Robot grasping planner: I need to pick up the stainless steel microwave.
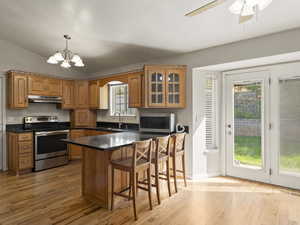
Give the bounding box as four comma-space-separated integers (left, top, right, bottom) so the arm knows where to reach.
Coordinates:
139, 113, 175, 133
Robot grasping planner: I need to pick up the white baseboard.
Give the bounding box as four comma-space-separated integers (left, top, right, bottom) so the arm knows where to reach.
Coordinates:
188, 172, 221, 181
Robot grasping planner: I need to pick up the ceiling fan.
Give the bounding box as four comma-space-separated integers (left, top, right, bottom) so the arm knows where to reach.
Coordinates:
185, 0, 273, 24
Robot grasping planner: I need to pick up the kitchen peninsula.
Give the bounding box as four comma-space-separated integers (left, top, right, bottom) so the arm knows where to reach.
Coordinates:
63, 131, 164, 209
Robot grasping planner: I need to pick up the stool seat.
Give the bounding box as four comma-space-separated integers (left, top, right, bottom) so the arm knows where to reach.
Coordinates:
111, 158, 149, 171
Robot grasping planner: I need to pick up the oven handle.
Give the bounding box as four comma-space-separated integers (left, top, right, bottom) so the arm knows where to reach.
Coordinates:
35, 130, 70, 136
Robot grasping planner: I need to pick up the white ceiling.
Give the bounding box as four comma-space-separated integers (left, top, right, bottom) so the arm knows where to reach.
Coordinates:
0, 0, 300, 73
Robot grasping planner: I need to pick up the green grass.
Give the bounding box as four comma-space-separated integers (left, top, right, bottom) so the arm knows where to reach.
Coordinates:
235, 136, 300, 173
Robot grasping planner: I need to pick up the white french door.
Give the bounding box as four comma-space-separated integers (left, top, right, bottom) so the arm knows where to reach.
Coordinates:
225, 71, 271, 183
270, 75, 300, 189
225, 69, 300, 189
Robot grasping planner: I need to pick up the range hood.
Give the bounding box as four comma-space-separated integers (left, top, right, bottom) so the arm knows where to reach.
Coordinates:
28, 95, 62, 104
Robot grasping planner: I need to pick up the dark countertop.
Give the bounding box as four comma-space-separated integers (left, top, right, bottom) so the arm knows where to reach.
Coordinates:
6, 122, 139, 133
62, 131, 165, 151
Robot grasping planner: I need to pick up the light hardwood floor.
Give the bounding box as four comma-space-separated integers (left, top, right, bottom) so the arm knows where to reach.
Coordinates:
0, 161, 299, 225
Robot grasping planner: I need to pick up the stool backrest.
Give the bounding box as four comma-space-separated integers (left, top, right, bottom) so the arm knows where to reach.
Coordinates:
154, 135, 170, 161
172, 133, 186, 153
132, 139, 152, 167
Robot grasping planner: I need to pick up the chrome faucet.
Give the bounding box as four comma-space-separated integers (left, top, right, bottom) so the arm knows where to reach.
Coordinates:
114, 112, 123, 129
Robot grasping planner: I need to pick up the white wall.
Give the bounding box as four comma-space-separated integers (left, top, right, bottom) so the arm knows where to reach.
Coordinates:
91, 28, 300, 179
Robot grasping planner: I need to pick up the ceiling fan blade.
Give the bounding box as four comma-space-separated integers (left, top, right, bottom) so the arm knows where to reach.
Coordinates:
185, 0, 226, 17
239, 14, 254, 23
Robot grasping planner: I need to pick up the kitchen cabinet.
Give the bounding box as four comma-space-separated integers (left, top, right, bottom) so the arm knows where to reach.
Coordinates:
7, 132, 33, 175
89, 80, 109, 110
165, 68, 186, 108
61, 80, 75, 109
143, 65, 186, 108
47, 78, 62, 96
69, 130, 85, 160
28, 74, 46, 96
128, 72, 142, 108
70, 109, 96, 127
89, 80, 99, 109
7, 71, 28, 109
28, 74, 62, 97
74, 80, 89, 108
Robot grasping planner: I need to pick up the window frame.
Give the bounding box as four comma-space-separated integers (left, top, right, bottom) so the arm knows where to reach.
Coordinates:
109, 83, 136, 117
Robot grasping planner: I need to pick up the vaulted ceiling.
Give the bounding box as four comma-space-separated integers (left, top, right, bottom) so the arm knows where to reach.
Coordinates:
0, 0, 300, 74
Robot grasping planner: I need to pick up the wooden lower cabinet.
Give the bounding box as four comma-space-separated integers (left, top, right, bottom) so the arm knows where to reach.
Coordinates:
7, 132, 33, 175
69, 130, 85, 160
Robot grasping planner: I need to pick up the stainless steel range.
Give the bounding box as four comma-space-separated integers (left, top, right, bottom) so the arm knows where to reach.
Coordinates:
24, 116, 69, 171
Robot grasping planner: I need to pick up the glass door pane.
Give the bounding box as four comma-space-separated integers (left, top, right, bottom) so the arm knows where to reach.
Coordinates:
279, 79, 300, 175
233, 81, 263, 169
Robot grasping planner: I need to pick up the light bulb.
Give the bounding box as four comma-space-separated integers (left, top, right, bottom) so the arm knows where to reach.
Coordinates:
61, 60, 71, 68
47, 56, 58, 64
71, 54, 81, 63
74, 60, 84, 67
54, 51, 64, 61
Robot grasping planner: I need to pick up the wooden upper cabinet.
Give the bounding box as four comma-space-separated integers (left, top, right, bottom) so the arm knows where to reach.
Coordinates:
146, 67, 166, 108
89, 80, 99, 109
62, 80, 75, 109
128, 72, 142, 108
28, 74, 62, 96
165, 69, 186, 108
74, 80, 89, 109
7, 72, 28, 109
144, 65, 186, 108
28, 74, 46, 96
47, 78, 62, 96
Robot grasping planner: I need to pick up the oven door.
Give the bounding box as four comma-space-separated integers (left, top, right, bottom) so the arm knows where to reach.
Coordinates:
35, 130, 69, 160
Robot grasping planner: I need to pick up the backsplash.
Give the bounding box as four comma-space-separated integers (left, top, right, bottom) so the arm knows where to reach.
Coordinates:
96, 108, 183, 125
96, 109, 140, 124
6, 103, 70, 124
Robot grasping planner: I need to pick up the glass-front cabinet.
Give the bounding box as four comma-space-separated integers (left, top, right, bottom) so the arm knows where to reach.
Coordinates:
145, 65, 186, 108
148, 69, 166, 107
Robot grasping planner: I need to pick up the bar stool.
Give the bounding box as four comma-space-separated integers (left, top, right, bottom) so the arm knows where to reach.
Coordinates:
170, 133, 187, 193
110, 139, 153, 221
151, 135, 172, 205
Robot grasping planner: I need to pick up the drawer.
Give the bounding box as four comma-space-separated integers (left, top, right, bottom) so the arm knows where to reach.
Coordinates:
19, 141, 33, 154
18, 133, 33, 141
19, 153, 33, 170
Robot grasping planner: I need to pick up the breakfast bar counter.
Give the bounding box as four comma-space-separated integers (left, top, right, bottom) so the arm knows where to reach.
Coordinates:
62, 132, 164, 209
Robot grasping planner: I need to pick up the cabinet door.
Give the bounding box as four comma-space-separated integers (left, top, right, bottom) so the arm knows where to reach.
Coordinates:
47, 78, 62, 96
147, 69, 166, 107
89, 80, 99, 109
166, 69, 186, 108
71, 109, 96, 127
8, 73, 28, 109
69, 130, 85, 160
28, 75, 47, 95
128, 73, 142, 108
62, 80, 75, 109
75, 81, 89, 108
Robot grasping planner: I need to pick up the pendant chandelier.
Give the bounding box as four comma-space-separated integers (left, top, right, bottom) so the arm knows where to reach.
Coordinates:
47, 35, 84, 68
